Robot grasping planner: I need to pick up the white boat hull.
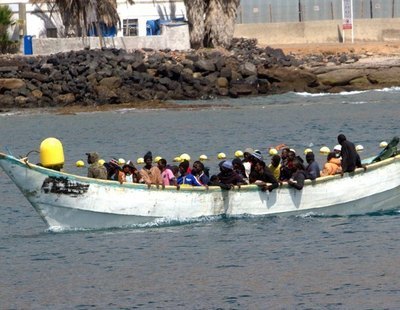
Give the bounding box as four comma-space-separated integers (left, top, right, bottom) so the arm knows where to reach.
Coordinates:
1, 152, 400, 230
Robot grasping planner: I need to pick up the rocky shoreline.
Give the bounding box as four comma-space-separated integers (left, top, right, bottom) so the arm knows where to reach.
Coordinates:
1, 38, 400, 112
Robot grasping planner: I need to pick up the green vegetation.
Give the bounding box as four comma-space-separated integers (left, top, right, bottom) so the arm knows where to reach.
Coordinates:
0, 5, 18, 54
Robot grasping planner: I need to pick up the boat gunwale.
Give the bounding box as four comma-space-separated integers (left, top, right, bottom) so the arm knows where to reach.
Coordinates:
1, 152, 399, 192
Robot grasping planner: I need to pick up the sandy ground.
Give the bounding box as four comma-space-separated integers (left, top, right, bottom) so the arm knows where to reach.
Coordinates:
269, 41, 400, 57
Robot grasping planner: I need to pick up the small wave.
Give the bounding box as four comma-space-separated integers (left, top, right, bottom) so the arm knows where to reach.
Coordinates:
344, 101, 367, 105
296, 90, 368, 97
46, 215, 225, 233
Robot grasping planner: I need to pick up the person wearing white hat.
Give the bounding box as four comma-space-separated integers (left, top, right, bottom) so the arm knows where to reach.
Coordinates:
333, 144, 342, 159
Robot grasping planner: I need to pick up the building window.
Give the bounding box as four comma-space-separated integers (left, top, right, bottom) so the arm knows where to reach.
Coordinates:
46, 28, 57, 38
123, 19, 138, 36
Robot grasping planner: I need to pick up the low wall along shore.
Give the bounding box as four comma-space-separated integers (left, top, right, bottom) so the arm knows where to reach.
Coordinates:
29, 24, 190, 55
234, 18, 400, 44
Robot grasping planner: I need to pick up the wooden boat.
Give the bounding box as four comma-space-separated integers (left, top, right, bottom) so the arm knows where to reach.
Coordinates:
1, 151, 400, 230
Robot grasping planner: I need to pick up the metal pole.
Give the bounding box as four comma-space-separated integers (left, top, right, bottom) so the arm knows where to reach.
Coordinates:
370, 0, 373, 18
331, 1, 334, 19
298, 0, 302, 22
361, 0, 364, 18
392, 0, 395, 18
269, 4, 272, 23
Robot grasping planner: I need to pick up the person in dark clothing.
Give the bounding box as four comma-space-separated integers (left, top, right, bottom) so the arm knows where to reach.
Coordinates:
249, 160, 279, 192
287, 159, 308, 190
232, 158, 248, 182
305, 152, 320, 180
280, 150, 297, 181
217, 160, 245, 187
337, 134, 364, 173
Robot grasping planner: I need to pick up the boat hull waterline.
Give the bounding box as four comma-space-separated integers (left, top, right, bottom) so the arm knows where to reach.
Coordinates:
1, 152, 400, 230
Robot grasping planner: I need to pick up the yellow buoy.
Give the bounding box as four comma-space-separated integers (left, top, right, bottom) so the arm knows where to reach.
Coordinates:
199, 154, 208, 161
304, 148, 313, 155
154, 156, 162, 163
118, 158, 126, 165
76, 160, 85, 167
180, 153, 191, 161
173, 156, 182, 163
98, 159, 105, 165
380, 141, 388, 148
217, 152, 226, 159
356, 144, 364, 152
234, 150, 244, 158
40, 137, 65, 168
319, 146, 330, 155
269, 148, 278, 156
137, 157, 144, 164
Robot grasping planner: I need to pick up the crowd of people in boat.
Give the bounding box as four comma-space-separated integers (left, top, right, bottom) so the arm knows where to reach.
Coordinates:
84, 134, 396, 191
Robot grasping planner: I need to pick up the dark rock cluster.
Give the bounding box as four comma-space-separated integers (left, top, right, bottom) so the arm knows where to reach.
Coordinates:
0, 38, 400, 109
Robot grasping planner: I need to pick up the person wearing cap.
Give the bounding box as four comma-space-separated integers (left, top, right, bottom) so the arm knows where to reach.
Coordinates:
337, 134, 364, 174
86, 152, 107, 180
249, 160, 279, 192
140, 151, 163, 187
104, 158, 121, 181
321, 152, 342, 177
217, 160, 245, 188
305, 152, 320, 180
333, 144, 342, 158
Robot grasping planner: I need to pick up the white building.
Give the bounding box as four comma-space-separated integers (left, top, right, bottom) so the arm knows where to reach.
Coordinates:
0, 0, 186, 40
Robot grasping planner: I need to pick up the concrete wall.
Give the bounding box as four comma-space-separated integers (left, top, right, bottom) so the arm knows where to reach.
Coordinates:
234, 18, 400, 44
30, 24, 190, 55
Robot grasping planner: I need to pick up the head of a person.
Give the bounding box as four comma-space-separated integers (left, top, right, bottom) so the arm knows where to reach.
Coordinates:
243, 148, 254, 160
192, 160, 204, 175
179, 160, 190, 175
86, 152, 99, 164
281, 148, 290, 159
158, 158, 167, 170
232, 158, 244, 170
333, 144, 342, 153
327, 152, 336, 161
220, 160, 233, 172
305, 152, 315, 164
171, 165, 179, 177
144, 151, 153, 166
287, 150, 296, 161
250, 152, 263, 164
337, 134, 347, 145
254, 160, 266, 172
122, 164, 131, 174
292, 159, 303, 171
109, 158, 120, 172
271, 154, 281, 167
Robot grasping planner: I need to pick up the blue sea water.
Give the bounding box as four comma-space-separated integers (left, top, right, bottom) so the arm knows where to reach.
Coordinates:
1, 89, 400, 309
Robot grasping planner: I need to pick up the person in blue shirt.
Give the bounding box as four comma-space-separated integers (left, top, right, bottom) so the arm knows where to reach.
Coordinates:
177, 160, 202, 186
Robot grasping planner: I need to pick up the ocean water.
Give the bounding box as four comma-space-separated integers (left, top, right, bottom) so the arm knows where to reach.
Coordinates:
1, 89, 400, 309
